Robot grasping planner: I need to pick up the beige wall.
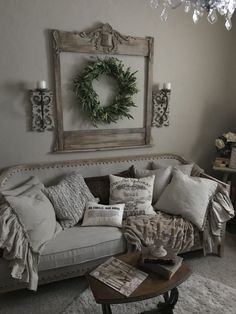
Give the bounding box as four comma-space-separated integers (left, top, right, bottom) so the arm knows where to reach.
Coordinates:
0, 0, 235, 171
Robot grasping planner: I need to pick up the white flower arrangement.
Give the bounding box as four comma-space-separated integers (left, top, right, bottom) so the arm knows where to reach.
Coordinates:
215, 132, 236, 157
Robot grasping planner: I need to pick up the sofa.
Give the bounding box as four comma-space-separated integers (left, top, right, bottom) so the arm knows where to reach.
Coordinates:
0, 153, 230, 293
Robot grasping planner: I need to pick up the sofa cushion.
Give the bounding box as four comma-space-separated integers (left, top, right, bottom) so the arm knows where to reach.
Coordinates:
44, 172, 97, 229
152, 161, 194, 176
82, 202, 125, 227
109, 174, 156, 218
1, 177, 58, 252
38, 225, 126, 271
84, 166, 135, 205
134, 167, 172, 204
155, 170, 218, 230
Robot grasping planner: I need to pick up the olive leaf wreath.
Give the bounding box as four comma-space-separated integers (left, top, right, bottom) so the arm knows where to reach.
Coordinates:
73, 57, 138, 127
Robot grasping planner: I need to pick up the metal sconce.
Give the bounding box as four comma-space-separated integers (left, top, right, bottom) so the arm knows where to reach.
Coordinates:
30, 81, 54, 132
152, 82, 171, 128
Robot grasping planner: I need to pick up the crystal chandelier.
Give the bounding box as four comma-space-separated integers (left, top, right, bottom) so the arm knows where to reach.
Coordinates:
148, 0, 236, 30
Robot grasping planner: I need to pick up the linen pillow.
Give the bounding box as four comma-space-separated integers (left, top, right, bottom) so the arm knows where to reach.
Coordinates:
82, 202, 125, 227
84, 166, 135, 205
109, 174, 156, 218
154, 170, 218, 230
134, 167, 172, 204
152, 161, 193, 176
1, 177, 57, 252
44, 172, 97, 229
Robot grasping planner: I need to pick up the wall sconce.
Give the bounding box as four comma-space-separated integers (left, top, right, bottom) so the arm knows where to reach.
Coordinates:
152, 82, 171, 128
30, 81, 54, 132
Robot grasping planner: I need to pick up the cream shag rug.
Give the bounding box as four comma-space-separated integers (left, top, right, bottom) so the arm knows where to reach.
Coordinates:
62, 273, 236, 314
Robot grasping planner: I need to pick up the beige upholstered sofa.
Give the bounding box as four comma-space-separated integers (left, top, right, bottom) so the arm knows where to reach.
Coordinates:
0, 153, 228, 293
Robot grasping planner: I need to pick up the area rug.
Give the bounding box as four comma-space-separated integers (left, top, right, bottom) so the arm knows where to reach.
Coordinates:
62, 273, 236, 314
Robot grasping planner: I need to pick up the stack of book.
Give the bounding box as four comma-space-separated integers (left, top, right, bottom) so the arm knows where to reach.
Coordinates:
139, 247, 183, 280
214, 157, 230, 168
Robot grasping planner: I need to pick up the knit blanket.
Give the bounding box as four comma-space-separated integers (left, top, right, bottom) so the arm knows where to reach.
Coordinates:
123, 211, 195, 253
123, 184, 235, 254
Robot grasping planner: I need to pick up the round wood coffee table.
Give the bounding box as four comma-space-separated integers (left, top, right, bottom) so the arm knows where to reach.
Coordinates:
87, 252, 191, 314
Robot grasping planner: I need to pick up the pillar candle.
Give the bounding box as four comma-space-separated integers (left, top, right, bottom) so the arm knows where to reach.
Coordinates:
37, 80, 47, 89
163, 82, 171, 90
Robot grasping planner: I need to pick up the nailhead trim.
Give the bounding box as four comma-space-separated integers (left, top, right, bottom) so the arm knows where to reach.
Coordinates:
0, 153, 187, 188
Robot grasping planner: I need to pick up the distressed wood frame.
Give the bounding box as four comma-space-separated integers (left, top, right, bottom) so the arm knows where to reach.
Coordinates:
51, 23, 154, 152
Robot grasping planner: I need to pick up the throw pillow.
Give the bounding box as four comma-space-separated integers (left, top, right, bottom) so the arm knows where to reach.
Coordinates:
109, 174, 156, 218
44, 172, 97, 229
1, 177, 57, 252
154, 170, 218, 230
134, 167, 172, 204
82, 202, 125, 227
152, 161, 194, 176
84, 166, 135, 205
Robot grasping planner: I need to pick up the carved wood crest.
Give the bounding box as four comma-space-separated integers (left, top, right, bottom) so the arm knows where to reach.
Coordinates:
79, 23, 134, 53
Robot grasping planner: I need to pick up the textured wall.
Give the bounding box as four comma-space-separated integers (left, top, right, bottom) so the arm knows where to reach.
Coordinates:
0, 0, 235, 171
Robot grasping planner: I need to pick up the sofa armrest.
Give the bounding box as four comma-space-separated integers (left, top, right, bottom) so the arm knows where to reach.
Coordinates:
200, 172, 229, 189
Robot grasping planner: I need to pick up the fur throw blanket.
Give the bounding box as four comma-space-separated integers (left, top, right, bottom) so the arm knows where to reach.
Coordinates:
123, 184, 235, 255
123, 211, 195, 253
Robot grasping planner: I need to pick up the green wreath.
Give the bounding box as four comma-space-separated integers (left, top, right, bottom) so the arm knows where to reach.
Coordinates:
73, 57, 138, 127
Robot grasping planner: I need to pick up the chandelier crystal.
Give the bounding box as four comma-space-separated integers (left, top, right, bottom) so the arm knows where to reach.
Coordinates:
148, 0, 236, 30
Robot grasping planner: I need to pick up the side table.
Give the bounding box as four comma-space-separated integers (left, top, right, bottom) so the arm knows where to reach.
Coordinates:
213, 165, 236, 183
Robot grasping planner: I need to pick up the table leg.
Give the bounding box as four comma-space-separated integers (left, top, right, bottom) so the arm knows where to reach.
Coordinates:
141, 287, 179, 314
102, 304, 112, 314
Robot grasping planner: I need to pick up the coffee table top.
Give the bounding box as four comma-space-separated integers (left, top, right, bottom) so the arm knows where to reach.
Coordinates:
87, 252, 191, 305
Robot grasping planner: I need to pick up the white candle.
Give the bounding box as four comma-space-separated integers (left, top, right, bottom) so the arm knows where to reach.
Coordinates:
37, 80, 47, 89
163, 82, 171, 90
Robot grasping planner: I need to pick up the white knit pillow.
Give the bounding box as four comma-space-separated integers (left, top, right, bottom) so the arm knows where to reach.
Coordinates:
109, 175, 156, 218
82, 202, 125, 227
45, 172, 97, 229
155, 170, 218, 230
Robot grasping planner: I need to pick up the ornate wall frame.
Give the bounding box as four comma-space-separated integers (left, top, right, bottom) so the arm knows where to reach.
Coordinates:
51, 23, 154, 152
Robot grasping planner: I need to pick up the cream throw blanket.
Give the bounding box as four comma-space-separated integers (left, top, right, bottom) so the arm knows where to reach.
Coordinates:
203, 184, 235, 254
0, 177, 59, 291
0, 201, 39, 290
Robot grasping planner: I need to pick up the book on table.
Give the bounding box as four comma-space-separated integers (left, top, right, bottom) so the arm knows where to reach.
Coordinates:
139, 255, 183, 280
90, 257, 148, 297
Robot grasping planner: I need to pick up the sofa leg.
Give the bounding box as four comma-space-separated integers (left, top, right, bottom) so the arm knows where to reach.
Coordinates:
218, 244, 224, 257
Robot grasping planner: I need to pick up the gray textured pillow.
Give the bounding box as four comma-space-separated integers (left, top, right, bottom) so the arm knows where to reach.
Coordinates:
109, 174, 156, 218
134, 167, 172, 204
1, 177, 57, 252
154, 170, 218, 230
152, 161, 193, 176
45, 172, 97, 229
